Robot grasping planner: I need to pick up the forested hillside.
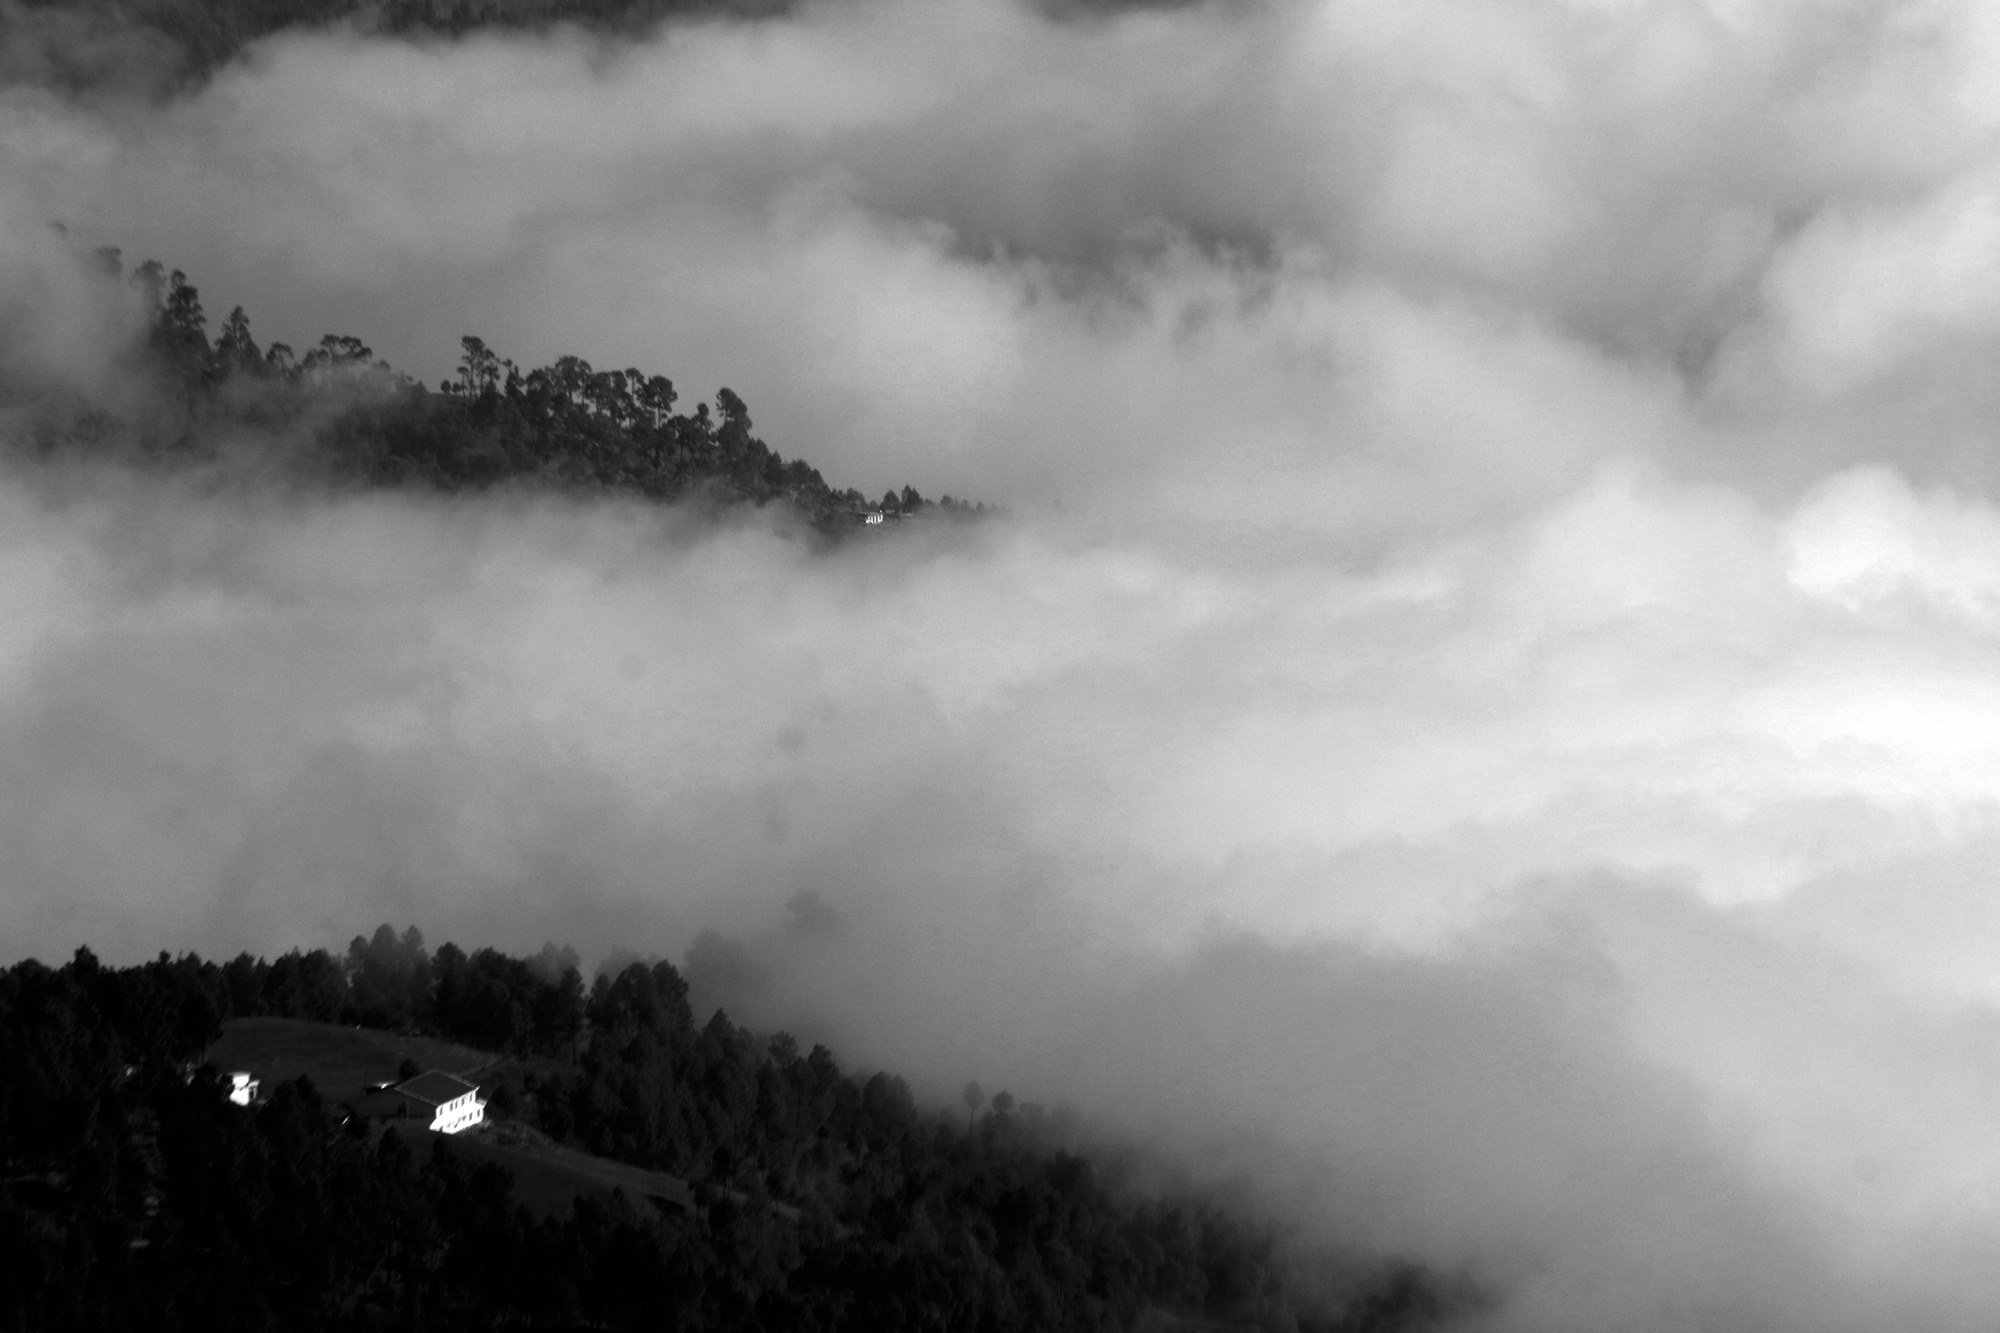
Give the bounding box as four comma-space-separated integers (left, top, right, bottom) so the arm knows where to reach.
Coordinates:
17, 251, 980, 533
0, 927, 1470, 1331
8, 0, 1183, 90
7, 0, 789, 88
5, 0, 1176, 94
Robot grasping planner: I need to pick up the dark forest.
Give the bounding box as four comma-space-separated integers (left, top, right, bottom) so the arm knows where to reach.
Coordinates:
0, 928, 1467, 1331
18, 250, 979, 534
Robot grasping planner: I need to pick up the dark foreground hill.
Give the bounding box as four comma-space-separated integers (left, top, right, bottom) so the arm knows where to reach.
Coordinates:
0, 929, 1473, 1331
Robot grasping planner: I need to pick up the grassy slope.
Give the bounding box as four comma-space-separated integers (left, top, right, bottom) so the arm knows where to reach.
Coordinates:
205, 1015, 498, 1096
204, 1016, 695, 1217
408, 1121, 697, 1217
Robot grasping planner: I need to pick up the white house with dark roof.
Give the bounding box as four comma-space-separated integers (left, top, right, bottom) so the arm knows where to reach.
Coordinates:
357, 1070, 486, 1134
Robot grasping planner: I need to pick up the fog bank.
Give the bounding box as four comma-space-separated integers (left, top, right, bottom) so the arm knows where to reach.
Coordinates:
10, 0, 2000, 1327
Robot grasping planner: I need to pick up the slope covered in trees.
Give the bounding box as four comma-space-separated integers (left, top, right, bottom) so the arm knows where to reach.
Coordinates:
0, 925, 1473, 1331
17, 252, 979, 533
5, 0, 1184, 91
5, 0, 790, 89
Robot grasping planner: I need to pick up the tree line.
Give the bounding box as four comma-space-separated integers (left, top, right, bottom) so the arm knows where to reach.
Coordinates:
23, 250, 984, 533
9, 0, 796, 89
10, 0, 1181, 93
0, 926, 1471, 1331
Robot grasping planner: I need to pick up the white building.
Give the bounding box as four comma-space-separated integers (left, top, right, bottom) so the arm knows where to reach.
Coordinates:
358, 1070, 486, 1134
227, 1071, 259, 1106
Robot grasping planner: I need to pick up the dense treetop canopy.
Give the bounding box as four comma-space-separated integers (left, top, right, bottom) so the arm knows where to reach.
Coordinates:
20, 249, 987, 534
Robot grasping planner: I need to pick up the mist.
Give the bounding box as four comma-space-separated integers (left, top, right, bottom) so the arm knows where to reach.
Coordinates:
9, 0, 2000, 1327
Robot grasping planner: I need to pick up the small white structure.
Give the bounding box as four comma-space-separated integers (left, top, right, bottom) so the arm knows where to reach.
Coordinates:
359, 1070, 486, 1134
863, 511, 886, 526
227, 1071, 259, 1107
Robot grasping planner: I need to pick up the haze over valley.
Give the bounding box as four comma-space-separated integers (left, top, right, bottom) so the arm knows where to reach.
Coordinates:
9, 0, 2000, 1328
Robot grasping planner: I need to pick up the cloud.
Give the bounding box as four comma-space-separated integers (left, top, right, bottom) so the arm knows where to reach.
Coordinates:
11, 0, 2000, 1328
6, 448, 2000, 1328
0, 0, 1955, 497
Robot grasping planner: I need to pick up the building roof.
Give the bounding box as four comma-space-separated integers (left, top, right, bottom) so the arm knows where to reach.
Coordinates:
394, 1070, 479, 1107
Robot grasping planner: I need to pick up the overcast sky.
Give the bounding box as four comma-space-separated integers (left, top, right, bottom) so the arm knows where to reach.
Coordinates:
10, 0, 2000, 1327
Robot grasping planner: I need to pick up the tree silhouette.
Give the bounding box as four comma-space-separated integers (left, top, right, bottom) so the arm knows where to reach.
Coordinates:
215, 306, 262, 376
456, 334, 503, 397
30, 254, 992, 535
